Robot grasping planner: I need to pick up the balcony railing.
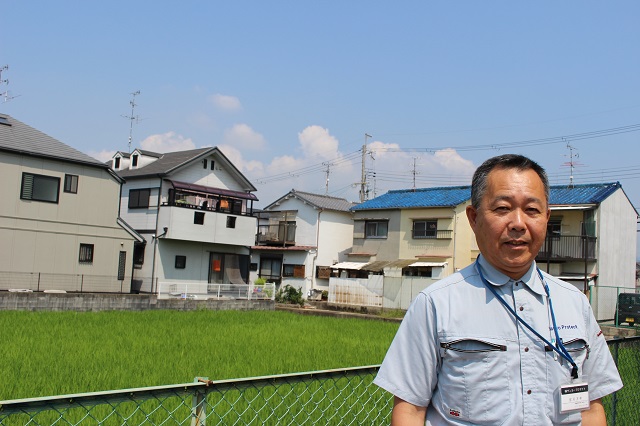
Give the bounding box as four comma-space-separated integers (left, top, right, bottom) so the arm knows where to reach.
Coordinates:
537, 235, 597, 262
256, 224, 297, 246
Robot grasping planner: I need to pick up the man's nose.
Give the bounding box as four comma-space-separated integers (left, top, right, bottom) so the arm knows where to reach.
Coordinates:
509, 209, 526, 230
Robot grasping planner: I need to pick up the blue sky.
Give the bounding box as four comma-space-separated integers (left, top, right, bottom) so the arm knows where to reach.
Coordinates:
2, 1, 640, 220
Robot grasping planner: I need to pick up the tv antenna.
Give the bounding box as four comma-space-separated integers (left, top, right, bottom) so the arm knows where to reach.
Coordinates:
122, 90, 141, 153
562, 140, 583, 188
0, 65, 19, 103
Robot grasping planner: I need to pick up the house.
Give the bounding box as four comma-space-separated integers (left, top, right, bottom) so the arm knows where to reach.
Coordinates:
537, 182, 637, 320
338, 186, 474, 308
0, 113, 142, 292
250, 190, 356, 297
112, 147, 258, 296
337, 183, 637, 316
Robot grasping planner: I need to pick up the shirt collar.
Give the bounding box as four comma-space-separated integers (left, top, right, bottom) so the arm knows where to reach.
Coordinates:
476, 255, 546, 296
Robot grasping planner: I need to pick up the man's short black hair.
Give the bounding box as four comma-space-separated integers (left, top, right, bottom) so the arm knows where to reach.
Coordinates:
471, 154, 549, 208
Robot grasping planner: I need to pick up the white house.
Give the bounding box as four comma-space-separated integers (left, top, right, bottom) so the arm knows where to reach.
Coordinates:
251, 190, 356, 297
0, 113, 142, 292
112, 147, 259, 296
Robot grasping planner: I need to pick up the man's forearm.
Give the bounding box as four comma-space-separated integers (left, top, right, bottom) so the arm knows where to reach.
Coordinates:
391, 396, 427, 425
581, 399, 606, 426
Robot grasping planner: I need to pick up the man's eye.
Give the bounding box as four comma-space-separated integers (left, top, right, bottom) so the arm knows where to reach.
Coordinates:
494, 206, 510, 212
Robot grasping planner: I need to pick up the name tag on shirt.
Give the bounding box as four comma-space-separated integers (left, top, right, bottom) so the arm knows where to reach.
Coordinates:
559, 382, 590, 413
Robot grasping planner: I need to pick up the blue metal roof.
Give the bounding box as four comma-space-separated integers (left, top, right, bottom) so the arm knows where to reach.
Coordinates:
549, 182, 620, 205
351, 186, 471, 210
352, 182, 622, 211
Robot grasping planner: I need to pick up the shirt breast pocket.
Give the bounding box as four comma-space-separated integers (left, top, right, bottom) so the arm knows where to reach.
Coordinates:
438, 337, 511, 425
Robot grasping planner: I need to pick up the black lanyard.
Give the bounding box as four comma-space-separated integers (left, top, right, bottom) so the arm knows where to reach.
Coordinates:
475, 259, 579, 379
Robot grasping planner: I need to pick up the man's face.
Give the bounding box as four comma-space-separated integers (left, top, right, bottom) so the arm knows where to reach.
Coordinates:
466, 167, 550, 280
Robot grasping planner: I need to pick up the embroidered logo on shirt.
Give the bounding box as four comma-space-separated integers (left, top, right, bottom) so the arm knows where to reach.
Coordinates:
449, 408, 461, 417
597, 330, 603, 337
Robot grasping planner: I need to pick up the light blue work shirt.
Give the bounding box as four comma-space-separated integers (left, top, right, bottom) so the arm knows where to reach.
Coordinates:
374, 255, 623, 425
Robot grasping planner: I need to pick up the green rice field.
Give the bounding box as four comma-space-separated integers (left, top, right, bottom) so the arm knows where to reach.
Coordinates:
0, 310, 400, 400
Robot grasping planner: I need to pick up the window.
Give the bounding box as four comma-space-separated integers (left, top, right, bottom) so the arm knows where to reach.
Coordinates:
365, 220, 388, 238
283, 264, 305, 278
547, 219, 562, 240
203, 159, 208, 169
413, 220, 437, 239
79, 244, 94, 264
194, 211, 205, 225
175, 255, 186, 269
259, 256, 282, 283
64, 174, 79, 194
132, 154, 138, 167
21, 173, 60, 203
226, 216, 236, 228
316, 266, 332, 279
133, 243, 145, 266
128, 188, 150, 209
114, 157, 121, 169
210, 160, 215, 170
209, 253, 250, 284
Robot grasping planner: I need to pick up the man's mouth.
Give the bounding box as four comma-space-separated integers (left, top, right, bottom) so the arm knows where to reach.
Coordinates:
506, 240, 527, 246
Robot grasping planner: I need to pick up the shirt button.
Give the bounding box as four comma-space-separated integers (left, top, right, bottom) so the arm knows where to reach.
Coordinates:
515, 281, 519, 286
519, 306, 524, 311
525, 347, 529, 352
527, 390, 532, 395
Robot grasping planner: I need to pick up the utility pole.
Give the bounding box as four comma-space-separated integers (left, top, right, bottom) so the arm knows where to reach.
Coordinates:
359, 133, 372, 202
323, 161, 332, 195
411, 156, 420, 190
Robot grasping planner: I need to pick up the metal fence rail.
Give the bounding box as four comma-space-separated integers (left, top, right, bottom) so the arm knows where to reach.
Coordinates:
0, 339, 638, 425
0, 366, 391, 426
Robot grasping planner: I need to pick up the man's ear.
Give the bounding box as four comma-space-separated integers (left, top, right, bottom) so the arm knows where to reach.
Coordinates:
466, 205, 478, 231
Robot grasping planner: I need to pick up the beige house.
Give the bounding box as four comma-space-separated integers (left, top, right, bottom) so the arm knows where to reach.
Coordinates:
0, 114, 142, 292
336, 186, 474, 308
338, 183, 637, 315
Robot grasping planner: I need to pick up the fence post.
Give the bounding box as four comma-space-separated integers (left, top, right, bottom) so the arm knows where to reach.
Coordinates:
610, 339, 618, 425
37, 272, 41, 292
191, 378, 208, 426
81, 274, 84, 293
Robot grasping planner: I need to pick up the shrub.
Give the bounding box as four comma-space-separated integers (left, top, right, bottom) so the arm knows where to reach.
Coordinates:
275, 285, 304, 306
254, 277, 266, 285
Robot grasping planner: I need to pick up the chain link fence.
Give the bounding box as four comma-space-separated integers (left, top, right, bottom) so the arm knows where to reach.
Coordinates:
0, 338, 638, 425
603, 336, 640, 425
0, 366, 391, 425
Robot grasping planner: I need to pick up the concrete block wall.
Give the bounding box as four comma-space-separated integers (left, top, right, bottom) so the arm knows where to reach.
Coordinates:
0, 292, 274, 312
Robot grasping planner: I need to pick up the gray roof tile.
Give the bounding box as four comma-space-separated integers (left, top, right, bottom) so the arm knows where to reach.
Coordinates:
0, 114, 106, 167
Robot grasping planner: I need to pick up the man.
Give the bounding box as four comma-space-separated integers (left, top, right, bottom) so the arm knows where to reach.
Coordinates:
374, 154, 622, 425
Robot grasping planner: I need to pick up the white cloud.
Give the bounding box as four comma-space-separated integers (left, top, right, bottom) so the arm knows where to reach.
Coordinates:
89, 149, 117, 163
218, 144, 264, 174
298, 125, 340, 160
140, 132, 196, 153
223, 124, 266, 150
209, 93, 242, 111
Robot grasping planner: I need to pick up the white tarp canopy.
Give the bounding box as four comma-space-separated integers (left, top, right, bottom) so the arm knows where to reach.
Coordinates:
330, 262, 368, 270
408, 261, 448, 267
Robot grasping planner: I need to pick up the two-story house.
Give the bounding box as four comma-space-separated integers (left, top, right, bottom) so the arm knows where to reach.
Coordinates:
338, 186, 473, 308
112, 147, 258, 296
535, 182, 637, 320
0, 113, 142, 292
251, 190, 356, 297
340, 183, 637, 315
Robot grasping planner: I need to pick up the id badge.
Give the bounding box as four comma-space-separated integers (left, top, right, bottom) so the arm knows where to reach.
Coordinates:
558, 378, 590, 413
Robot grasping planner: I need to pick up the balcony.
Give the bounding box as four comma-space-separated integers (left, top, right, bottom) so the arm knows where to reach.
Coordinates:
157, 205, 257, 247
536, 235, 597, 262
256, 223, 297, 246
